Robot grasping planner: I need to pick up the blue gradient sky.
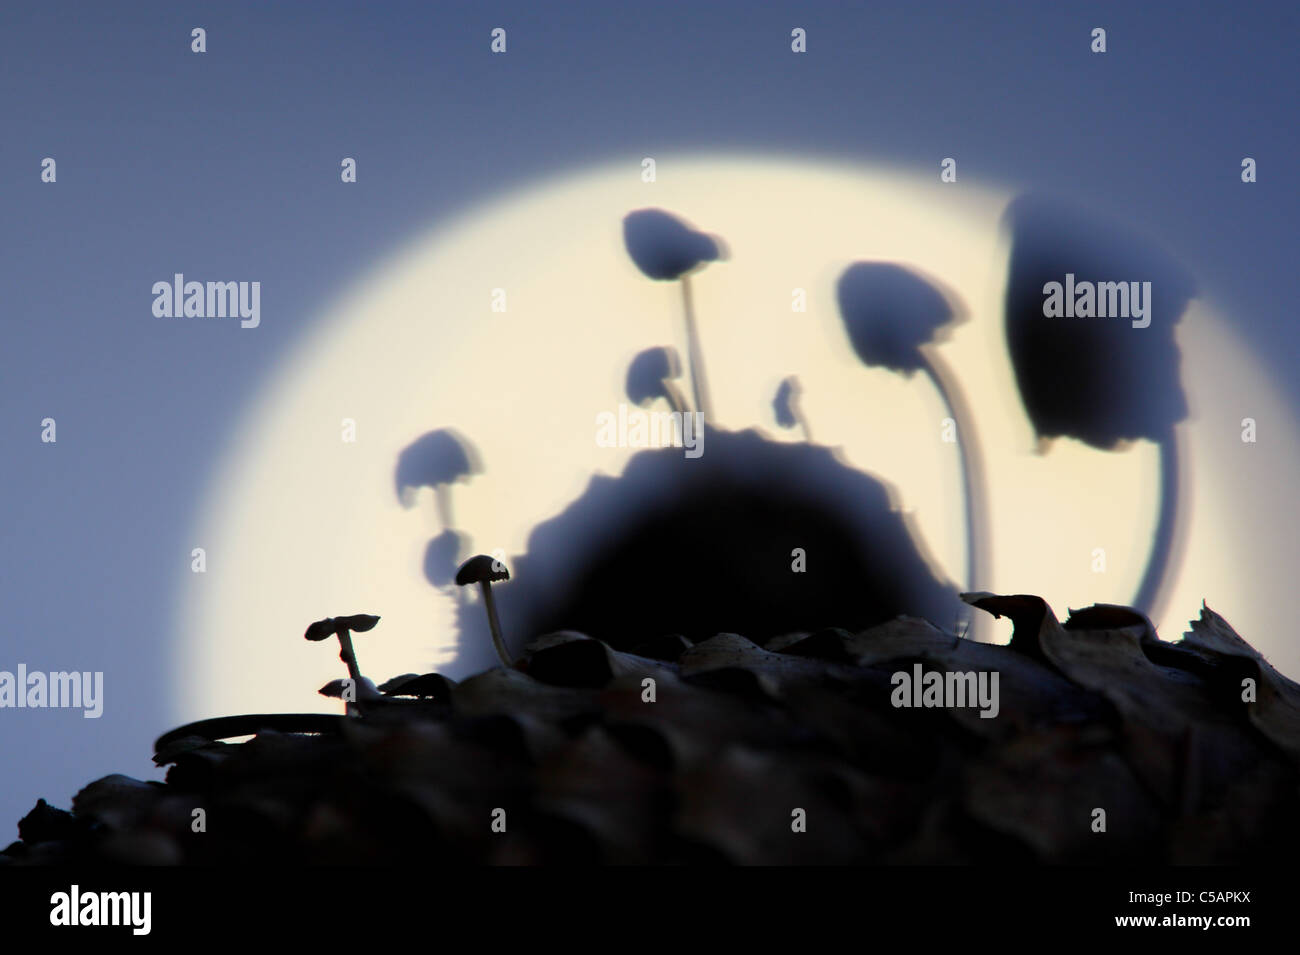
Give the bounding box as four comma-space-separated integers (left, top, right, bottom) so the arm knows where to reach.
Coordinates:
1, 1, 1296, 833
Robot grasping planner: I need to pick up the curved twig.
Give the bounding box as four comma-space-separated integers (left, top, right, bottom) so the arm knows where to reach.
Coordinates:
154, 713, 346, 757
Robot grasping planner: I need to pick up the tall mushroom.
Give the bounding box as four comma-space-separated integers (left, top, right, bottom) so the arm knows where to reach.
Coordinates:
626, 345, 690, 415
1001, 194, 1195, 620
836, 262, 988, 638
455, 554, 512, 668
622, 209, 725, 421
397, 429, 483, 603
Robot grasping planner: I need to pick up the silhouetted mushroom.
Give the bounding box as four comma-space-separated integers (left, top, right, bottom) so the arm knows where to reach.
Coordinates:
836, 263, 988, 633
622, 209, 725, 420
1001, 194, 1195, 618
395, 429, 482, 532
772, 375, 812, 441
304, 614, 381, 688
626, 345, 689, 414
455, 555, 512, 668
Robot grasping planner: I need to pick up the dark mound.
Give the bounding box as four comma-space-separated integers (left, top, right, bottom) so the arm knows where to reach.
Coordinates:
459, 428, 963, 658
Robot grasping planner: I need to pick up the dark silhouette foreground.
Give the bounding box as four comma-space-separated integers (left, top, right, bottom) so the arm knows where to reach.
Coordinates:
5, 597, 1300, 865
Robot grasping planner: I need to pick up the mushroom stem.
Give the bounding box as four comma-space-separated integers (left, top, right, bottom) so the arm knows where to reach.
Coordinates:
661, 379, 690, 416
434, 484, 455, 533
680, 275, 713, 421
479, 581, 511, 667
796, 408, 813, 443
337, 629, 363, 685
786, 383, 813, 442
918, 347, 990, 641
1132, 427, 1182, 621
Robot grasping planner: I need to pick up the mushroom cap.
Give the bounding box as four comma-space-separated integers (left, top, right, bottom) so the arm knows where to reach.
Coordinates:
625, 346, 683, 406
394, 428, 482, 506
303, 618, 337, 642
317, 678, 348, 698
303, 614, 380, 641
455, 553, 510, 586
1001, 193, 1193, 448
773, 376, 800, 429
836, 262, 961, 374
336, 613, 380, 633
622, 208, 722, 281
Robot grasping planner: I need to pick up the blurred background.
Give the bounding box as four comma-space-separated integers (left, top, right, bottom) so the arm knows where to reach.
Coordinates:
1, 1, 1296, 835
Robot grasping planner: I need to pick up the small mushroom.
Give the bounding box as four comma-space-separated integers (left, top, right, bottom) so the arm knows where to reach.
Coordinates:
836, 262, 987, 638
318, 676, 379, 703
772, 375, 812, 441
455, 555, 512, 668
622, 208, 727, 421
395, 429, 483, 532
304, 613, 381, 689
626, 346, 690, 414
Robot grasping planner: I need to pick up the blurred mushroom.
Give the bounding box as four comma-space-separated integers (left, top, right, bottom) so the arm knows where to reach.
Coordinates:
772, 375, 812, 441
836, 262, 988, 635
626, 345, 690, 414
1001, 194, 1195, 618
395, 429, 482, 533
456, 555, 512, 668
424, 528, 468, 589
622, 209, 726, 421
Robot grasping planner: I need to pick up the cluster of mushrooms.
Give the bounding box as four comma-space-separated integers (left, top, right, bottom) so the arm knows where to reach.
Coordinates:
306, 555, 511, 709
153, 196, 1196, 765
